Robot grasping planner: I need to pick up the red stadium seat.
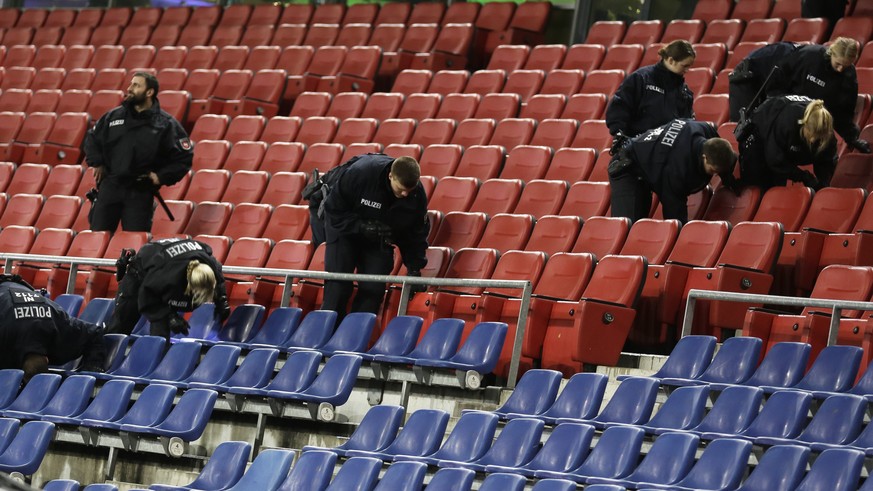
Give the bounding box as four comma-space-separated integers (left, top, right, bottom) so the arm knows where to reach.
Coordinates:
783, 18, 828, 44
623, 20, 664, 47
469, 178, 523, 216
600, 43, 644, 73
562, 43, 605, 72
487, 44, 530, 72
521, 94, 566, 121
428, 69, 470, 96
691, 0, 733, 22
223, 203, 271, 241
501, 69, 545, 102
529, 119, 577, 150
371, 118, 415, 147
428, 176, 478, 213
488, 117, 535, 149
585, 21, 625, 46
474, 93, 520, 120
464, 68, 506, 96
296, 142, 344, 175
579, 69, 624, 95
184, 202, 233, 237
662, 19, 705, 44
261, 172, 306, 207
184, 170, 231, 204
513, 179, 567, 219
6, 163, 49, 195
701, 19, 744, 50
333, 118, 378, 147
450, 120, 497, 150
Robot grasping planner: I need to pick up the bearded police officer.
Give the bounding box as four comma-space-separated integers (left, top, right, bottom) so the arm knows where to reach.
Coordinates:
84, 72, 193, 232
106, 238, 231, 340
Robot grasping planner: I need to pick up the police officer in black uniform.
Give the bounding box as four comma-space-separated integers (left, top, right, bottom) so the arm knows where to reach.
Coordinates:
106, 238, 231, 340
83, 72, 194, 232
0, 276, 106, 382
312, 154, 429, 321
606, 40, 697, 151
729, 37, 870, 153
739, 95, 837, 190
608, 119, 737, 223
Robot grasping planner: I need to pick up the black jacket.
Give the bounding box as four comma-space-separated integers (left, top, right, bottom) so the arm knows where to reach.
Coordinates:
84, 97, 193, 186
769, 44, 860, 143
0, 281, 102, 369
129, 238, 227, 323
750, 94, 838, 186
730, 42, 802, 87
606, 62, 695, 138
323, 154, 429, 271
628, 119, 717, 222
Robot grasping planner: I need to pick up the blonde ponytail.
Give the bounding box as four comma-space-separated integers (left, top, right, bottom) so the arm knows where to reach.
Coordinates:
186, 260, 216, 306
800, 99, 834, 154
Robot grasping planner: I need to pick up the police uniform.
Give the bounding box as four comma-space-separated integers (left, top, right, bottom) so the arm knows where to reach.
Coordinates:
729, 42, 802, 122
319, 154, 429, 320
605, 62, 695, 139
83, 96, 193, 232
0, 279, 105, 372
106, 238, 229, 339
739, 95, 838, 190
609, 119, 719, 223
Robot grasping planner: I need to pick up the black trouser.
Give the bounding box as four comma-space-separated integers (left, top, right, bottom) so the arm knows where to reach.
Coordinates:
322, 234, 394, 322
739, 133, 786, 190
89, 179, 155, 232
729, 79, 758, 123
608, 166, 653, 224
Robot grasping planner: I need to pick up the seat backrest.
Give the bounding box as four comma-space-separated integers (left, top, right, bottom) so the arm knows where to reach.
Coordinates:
572, 217, 631, 259
698, 336, 762, 384
408, 317, 465, 360
795, 447, 864, 491
6, 373, 62, 414
575, 425, 645, 478
623, 430, 699, 485
652, 335, 717, 379
666, 220, 730, 267
690, 385, 763, 434
428, 410, 499, 462
474, 417, 544, 468
801, 187, 866, 233
379, 408, 449, 457
226, 449, 296, 491
752, 185, 813, 232
276, 449, 337, 491
182, 344, 241, 386
620, 218, 681, 265
494, 369, 563, 416
794, 345, 863, 393
285, 310, 338, 350
716, 221, 782, 272
113, 383, 176, 427
744, 341, 811, 387
740, 389, 812, 439
674, 438, 752, 490
584, 21, 625, 46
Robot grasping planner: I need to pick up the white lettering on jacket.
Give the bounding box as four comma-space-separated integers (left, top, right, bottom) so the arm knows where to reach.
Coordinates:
165, 241, 204, 258
361, 198, 382, 209
109, 120, 124, 127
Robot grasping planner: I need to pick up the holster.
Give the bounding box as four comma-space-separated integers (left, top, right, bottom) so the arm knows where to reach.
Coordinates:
607, 151, 636, 179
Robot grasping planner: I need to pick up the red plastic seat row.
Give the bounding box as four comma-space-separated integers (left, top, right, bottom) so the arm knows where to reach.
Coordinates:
0, 111, 89, 165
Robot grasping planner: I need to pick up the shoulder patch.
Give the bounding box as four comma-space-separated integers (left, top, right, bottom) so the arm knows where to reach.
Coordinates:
178, 138, 192, 151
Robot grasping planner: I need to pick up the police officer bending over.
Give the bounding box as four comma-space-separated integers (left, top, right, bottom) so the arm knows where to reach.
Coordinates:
310, 154, 429, 322
608, 119, 737, 223
739, 95, 836, 190
606, 40, 697, 152
83, 72, 193, 232
729, 38, 869, 153
107, 238, 231, 341
0, 276, 106, 382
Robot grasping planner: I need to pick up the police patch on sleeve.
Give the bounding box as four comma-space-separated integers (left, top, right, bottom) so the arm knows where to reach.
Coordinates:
8, 290, 52, 319
178, 138, 192, 151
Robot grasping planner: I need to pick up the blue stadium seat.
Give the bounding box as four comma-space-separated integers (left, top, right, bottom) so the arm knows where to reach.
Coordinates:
557, 377, 659, 429
237, 307, 303, 350
709, 341, 810, 392
617, 335, 716, 382
3, 374, 95, 420
157, 344, 241, 389
0, 373, 61, 418
684, 385, 763, 436
120, 388, 218, 444
100, 334, 130, 374
848, 361, 873, 401
794, 448, 864, 491
0, 418, 18, 454
148, 441, 252, 491
0, 420, 55, 475
394, 411, 498, 466
588, 432, 699, 488
636, 437, 752, 491
701, 390, 812, 441
175, 304, 218, 342
324, 456, 382, 491
282, 310, 337, 352
766, 345, 863, 397
636, 385, 710, 434
425, 468, 476, 491
372, 317, 464, 366
275, 449, 337, 491
303, 405, 405, 457
319, 312, 377, 355
224, 448, 296, 491
578, 486, 626, 491
372, 461, 427, 491
530, 479, 579, 491
43, 480, 80, 491
660, 336, 762, 387
734, 444, 809, 491
0, 370, 24, 410
535, 425, 645, 483
55, 293, 84, 317
522, 373, 607, 424
87, 335, 166, 381
225, 350, 321, 409
345, 409, 450, 461
201, 304, 266, 347
485, 422, 595, 477
189, 348, 279, 393
266, 354, 362, 420
122, 341, 202, 385
487, 369, 563, 419
755, 394, 867, 447
414, 321, 507, 376
354, 315, 423, 361
78, 297, 115, 325
82, 485, 117, 491
439, 417, 543, 472
79, 384, 176, 440
478, 473, 526, 491
42, 379, 135, 427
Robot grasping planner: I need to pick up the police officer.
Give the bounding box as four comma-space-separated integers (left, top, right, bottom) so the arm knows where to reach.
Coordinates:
729, 38, 870, 153
313, 154, 429, 321
739, 95, 837, 190
608, 119, 737, 223
0, 276, 106, 382
106, 238, 231, 341
606, 40, 697, 152
83, 72, 194, 232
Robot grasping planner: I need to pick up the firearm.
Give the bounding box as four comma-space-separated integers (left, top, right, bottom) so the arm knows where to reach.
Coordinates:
136, 174, 175, 221
734, 66, 779, 141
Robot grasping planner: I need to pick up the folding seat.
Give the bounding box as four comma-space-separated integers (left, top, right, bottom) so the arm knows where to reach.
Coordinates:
599, 44, 644, 74
681, 67, 713, 96
378, 23, 438, 81
2, 27, 34, 46
499, 69, 544, 103
0, 112, 55, 164
96, 7, 131, 28
89, 69, 126, 93
411, 23, 474, 72
224, 143, 268, 173
570, 119, 612, 150
384, 143, 422, 160
224, 115, 266, 144
2, 45, 35, 69
524, 119, 576, 151
0, 225, 36, 259
118, 45, 154, 73
148, 199, 193, 238
658, 20, 704, 46
332, 118, 378, 148
260, 144, 305, 175
535, 69, 582, 98
408, 118, 455, 148
57, 45, 92, 72
783, 18, 828, 44
554, 94, 605, 126
0, 420, 55, 476
487, 118, 534, 150
618, 20, 661, 48
27, 111, 89, 165
295, 116, 340, 147
396, 92, 441, 121
88, 25, 123, 47
736, 19, 784, 45
184, 170, 231, 204
427, 70, 470, 96
320, 45, 382, 94
700, 19, 744, 51
512, 180, 566, 219
579, 69, 624, 96
371, 118, 415, 146
691, 43, 727, 73
464, 69, 506, 96
153, 68, 187, 93
533, 424, 645, 484
303, 23, 340, 48
471, 1, 515, 61
572, 216, 631, 258
0, 162, 12, 193
116, 25, 151, 49
830, 17, 873, 46
426, 176, 477, 213
518, 94, 564, 122
487, 45, 530, 72
44, 9, 74, 29
701, 185, 762, 225
174, 24, 211, 48
283, 46, 348, 105
296, 143, 344, 175
1, 68, 35, 91
28, 69, 63, 93
464, 179, 520, 216
189, 114, 229, 142
559, 181, 610, 218
290, 92, 332, 119
331, 23, 370, 49
57, 25, 91, 46
191, 140, 230, 172
5, 163, 48, 196
32, 45, 65, 70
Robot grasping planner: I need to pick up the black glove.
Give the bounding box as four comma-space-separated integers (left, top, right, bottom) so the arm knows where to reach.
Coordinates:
360, 219, 392, 241
168, 314, 190, 336
720, 173, 743, 197
407, 270, 426, 294
115, 248, 135, 282
851, 139, 872, 154
799, 171, 822, 190
214, 295, 231, 323
609, 132, 629, 156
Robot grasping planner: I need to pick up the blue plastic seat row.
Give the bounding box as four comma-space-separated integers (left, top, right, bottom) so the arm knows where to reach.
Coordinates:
0, 418, 55, 476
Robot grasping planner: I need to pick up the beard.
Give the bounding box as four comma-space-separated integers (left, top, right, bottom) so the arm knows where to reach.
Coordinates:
126, 92, 148, 105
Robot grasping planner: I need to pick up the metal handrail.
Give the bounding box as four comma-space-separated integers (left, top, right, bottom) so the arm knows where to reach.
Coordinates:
0, 252, 533, 388
682, 289, 873, 346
